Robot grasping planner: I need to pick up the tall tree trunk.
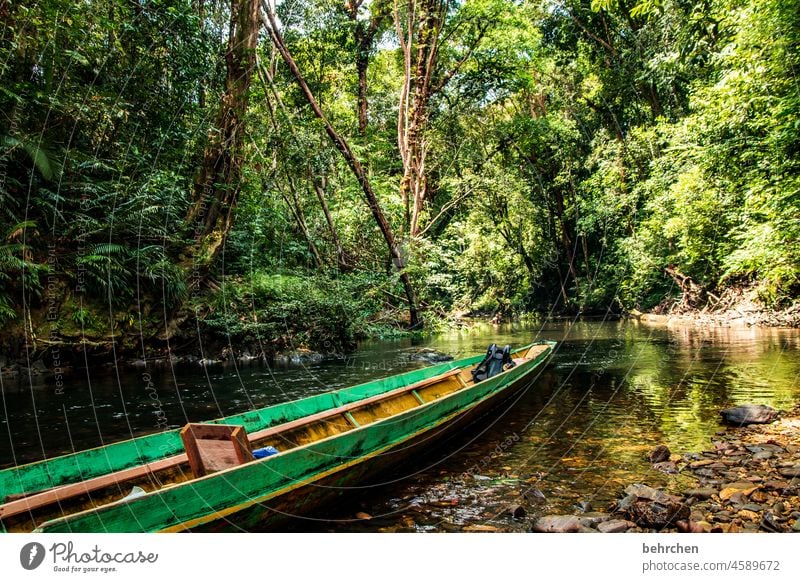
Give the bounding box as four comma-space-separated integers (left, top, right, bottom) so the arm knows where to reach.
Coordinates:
355, 47, 369, 135
261, 1, 420, 328
187, 0, 260, 274
346, 2, 387, 136
396, 0, 443, 238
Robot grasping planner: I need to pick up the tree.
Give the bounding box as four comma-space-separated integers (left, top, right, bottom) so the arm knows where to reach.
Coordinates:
261, 0, 421, 327
188, 0, 261, 273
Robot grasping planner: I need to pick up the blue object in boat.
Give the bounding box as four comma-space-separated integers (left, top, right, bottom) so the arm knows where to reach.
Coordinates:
252, 446, 280, 459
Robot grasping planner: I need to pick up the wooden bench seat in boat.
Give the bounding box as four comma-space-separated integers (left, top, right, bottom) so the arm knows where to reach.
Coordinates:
181, 423, 252, 478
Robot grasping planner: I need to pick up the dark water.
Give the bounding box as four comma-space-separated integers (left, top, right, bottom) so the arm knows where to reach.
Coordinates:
2, 319, 799, 531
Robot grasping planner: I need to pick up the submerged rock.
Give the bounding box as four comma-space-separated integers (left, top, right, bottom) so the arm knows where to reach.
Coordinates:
683, 488, 717, 500
648, 445, 671, 464
406, 348, 454, 363
507, 505, 526, 519
720, 404, 778, 426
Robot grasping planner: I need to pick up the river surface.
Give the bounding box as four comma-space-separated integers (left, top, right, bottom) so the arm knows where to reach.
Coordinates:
2, 319, 799, 531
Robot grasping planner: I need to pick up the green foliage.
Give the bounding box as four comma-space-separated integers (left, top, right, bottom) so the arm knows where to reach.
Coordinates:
1, 0, 798, 350
200, 272, 389, 351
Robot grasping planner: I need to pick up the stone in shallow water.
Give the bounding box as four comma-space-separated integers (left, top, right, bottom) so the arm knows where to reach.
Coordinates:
531, 515, 580, 533
653, 461, 679, 474
720, 404, 778, 425
618, 485, 689, 528
597, 519, 632, 533
778, 466, 800, 478
683, 488, 717, 500
579, 513, 610, 528
649, 445, 671, 464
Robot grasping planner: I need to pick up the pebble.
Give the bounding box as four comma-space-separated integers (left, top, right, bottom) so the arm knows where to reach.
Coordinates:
597, 519, 632, 533
579, 513, 610, 528
507, 505, 526, 519
463, 524, 499, 532
652, 461, 678, 474
355, 512, 373, 520
683, 488, 717, 500
532, 515, 580, 533
778, 466, 800, 478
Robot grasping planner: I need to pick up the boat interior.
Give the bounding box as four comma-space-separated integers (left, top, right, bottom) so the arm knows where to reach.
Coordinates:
0, 343, 550, 532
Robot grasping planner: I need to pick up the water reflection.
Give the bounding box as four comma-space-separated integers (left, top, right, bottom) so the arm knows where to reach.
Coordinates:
1, 319, 798, 532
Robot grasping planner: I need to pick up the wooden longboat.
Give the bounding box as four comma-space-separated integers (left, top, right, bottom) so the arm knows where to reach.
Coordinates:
0, 341, 555, 533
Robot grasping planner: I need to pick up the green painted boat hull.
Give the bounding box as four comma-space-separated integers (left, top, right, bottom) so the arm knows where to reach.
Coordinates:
3, 341, 554, 533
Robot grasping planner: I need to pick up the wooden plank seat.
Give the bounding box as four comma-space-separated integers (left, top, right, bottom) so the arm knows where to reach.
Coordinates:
0, 367, 465, 522
181, 423, 252, 478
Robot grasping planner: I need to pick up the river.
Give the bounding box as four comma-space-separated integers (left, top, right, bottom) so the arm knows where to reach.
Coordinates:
2, 319, 799, 531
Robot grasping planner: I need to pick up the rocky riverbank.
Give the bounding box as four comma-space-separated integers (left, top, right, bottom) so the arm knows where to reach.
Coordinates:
531, 403, 800, 533
632, 287, 800, 328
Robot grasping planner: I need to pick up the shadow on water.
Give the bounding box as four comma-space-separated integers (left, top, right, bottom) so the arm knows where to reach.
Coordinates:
2, 319, 799, 531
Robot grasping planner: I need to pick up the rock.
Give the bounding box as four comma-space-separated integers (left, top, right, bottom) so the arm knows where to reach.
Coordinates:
690, 459, 716, 469
727, 492, 749, 505
719, 484, 759, 500
31, 360, 49, 374
676, 520, 705, 533
752, 451, 773, 460
523, 488, 547, 503
407, 348, 454, 363
579, 513, 610, 528
507, 505, 526, 519
763, 481, 790, 491
624, 484, 682, 505
683, 488, 717, 500
793, 520, 800, 533
573, 500, 593, 512
738, 509, 760, 522
778, 466, 800, 478
531, 515, 581, 533
773, 502, 786, 515
463, 524, 499, 532
649, 445, 671, 464
760, 513, 786, 533
617, 485, 689, 528
597, 519, 632, 533
355, 512, 373, 520
740, 503, 762, 512
652, 461, 679, 474
720, 404, 778, 425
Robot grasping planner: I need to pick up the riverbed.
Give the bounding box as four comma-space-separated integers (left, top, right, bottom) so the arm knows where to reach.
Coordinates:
2, 319, 799, 531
